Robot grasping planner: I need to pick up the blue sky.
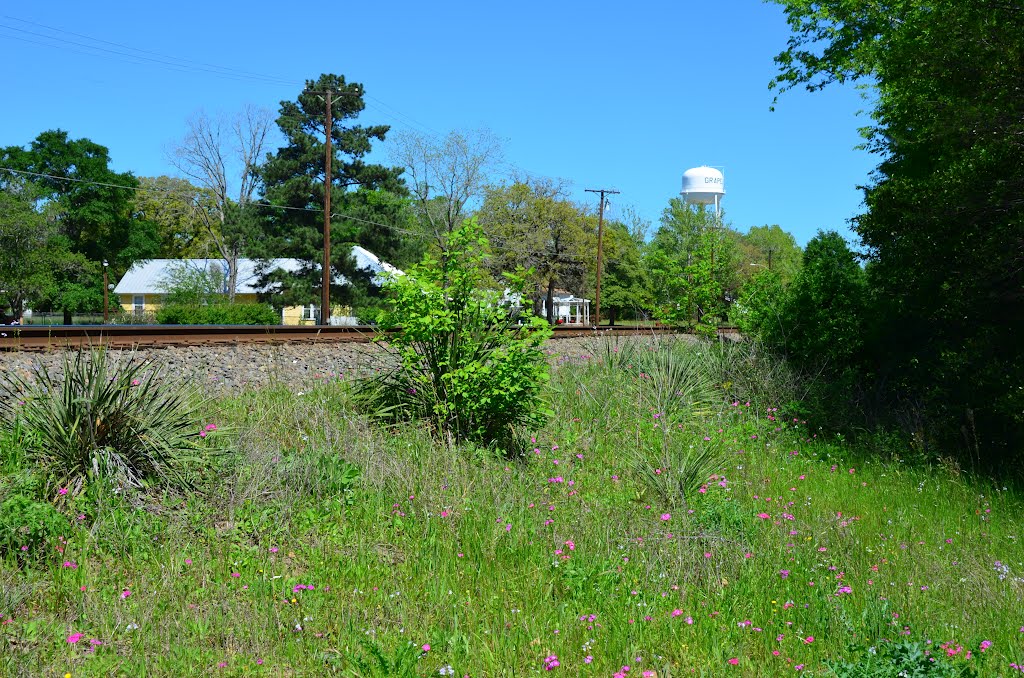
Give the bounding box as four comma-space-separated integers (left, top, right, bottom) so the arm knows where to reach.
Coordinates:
1, 0, 876, 247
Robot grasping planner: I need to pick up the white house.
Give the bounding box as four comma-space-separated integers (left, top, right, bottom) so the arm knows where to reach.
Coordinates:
113, 246, 402, 325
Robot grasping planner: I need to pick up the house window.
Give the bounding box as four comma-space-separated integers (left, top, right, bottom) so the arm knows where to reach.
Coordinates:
133, 295, 145, 316
301, 304, 319, 322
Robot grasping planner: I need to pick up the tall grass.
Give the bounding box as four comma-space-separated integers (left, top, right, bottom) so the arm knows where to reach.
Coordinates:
1, 341, 1022, 676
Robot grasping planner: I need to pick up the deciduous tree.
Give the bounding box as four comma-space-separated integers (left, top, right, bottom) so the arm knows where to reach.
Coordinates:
771, 0, 1024, 456
170, 106, 273, 300
391, 128, 504, 251
1, 130, 157, 322
477, 180, 594, 323
134, 176, 219, 258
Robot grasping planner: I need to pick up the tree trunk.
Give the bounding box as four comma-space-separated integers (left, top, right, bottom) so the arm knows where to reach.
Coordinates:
8, 296, 24, 323
227, 255, 238, 304
608, 306, 617, 327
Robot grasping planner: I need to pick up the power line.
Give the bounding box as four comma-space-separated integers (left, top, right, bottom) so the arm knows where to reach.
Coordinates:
3, 15, 303, 86
0, 23, 300, 87
1, 15, 557, 185
0, 166, 601, 260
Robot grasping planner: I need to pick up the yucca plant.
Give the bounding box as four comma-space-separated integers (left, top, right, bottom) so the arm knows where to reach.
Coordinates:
0, 349, 205, 499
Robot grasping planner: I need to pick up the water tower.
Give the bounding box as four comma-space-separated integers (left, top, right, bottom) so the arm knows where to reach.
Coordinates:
681, 166, 725, 216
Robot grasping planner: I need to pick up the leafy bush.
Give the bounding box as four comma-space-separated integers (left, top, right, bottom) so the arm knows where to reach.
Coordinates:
828, 639, 984, 677
357, 218, 552, 446
733, 268, 785, 340
157, 261, 227, 306
0, 350, 205, 498
110, 309, 158, 325
156, 302, 279, 325
770, 230, 867, 374
0, 494, 68, 562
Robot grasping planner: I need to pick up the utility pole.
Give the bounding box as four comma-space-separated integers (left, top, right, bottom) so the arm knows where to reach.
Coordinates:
585, 188, 619, 327
321, 90, 333, 326
102, 260, 109, 324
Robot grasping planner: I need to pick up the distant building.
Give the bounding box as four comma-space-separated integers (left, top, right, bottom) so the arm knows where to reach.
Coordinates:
112, 247, 402, 325
540, 290, 591, 325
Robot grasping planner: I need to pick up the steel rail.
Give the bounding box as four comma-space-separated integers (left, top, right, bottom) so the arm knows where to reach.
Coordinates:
0, 324, 736, 352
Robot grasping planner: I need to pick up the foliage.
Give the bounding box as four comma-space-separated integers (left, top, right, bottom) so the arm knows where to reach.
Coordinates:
155, 302, 279, 325
134, 176, 219, 258
359, 218, 551, 446
771, 230, 866, 374
647, 200, 739, 335
770, 0, 1024, 458
827, 640, 983, 678
391, 128, 504, 250
169, 107, 275, 301
742, 224, 803, 285
3, 353, 1024, 674
0, 130, 160, 321
337, 638, 422, 677
259, 74, 414, 313
733, 268, 786, 340
650, 227, 735, 336
0, 182, 73, 322
477, 180, 594, 323
0, 350, 205, 499
0, 494, 67, 564
110, 308, 158, 325
597, 220, 653, 325
277, 448, 361, 504
157, 261, 227, 306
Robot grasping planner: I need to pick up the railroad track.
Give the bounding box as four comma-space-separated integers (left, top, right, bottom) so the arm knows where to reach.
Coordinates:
0, 324, 731, 352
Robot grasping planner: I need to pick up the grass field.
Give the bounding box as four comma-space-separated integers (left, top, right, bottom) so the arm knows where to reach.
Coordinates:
1, 338, 1022, 676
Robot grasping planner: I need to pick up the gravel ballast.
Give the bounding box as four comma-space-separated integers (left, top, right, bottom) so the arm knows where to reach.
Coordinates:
0, 333, 698, 393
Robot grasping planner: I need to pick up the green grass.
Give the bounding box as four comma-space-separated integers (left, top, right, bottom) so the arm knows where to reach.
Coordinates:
1, 340, 1022, 676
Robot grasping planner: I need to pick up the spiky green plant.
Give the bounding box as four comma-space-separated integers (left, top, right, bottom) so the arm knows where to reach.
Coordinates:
0, 349, 205, 499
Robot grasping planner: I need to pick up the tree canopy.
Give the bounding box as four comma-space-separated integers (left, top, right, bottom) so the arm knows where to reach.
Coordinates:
0, 130, 159, 320
259, 73, 412, 311
477, 180, 594, 323
771, 0, 1024, 458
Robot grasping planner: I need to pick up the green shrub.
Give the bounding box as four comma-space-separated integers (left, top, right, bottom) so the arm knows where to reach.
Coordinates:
828, 639, 984, 677
770, 230, 867, 374
0, 349, 205, 499
357, 218, 552, 447
156, 302, 279, 325
110, 309, 158, 325
0, 494, 68, 562
733, 268, 785, 340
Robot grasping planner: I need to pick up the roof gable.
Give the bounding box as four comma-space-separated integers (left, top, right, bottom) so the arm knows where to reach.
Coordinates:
113, 249, 403, 296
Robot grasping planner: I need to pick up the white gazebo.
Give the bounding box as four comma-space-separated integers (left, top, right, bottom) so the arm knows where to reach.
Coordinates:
541, 290, 591, 325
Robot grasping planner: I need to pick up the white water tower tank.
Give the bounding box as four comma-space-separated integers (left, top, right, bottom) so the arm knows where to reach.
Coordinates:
681, 166, 725, 208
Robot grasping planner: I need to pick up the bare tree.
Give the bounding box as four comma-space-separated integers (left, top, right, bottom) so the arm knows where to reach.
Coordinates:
391, 128, 504, 250
170, 105, 273, 301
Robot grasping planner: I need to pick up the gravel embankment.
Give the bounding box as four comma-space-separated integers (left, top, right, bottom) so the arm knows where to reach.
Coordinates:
0, 333, 695, 393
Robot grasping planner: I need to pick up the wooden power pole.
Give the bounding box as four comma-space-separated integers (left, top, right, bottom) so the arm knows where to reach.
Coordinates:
321, 90, 333, 326
584, 188, 619, 327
